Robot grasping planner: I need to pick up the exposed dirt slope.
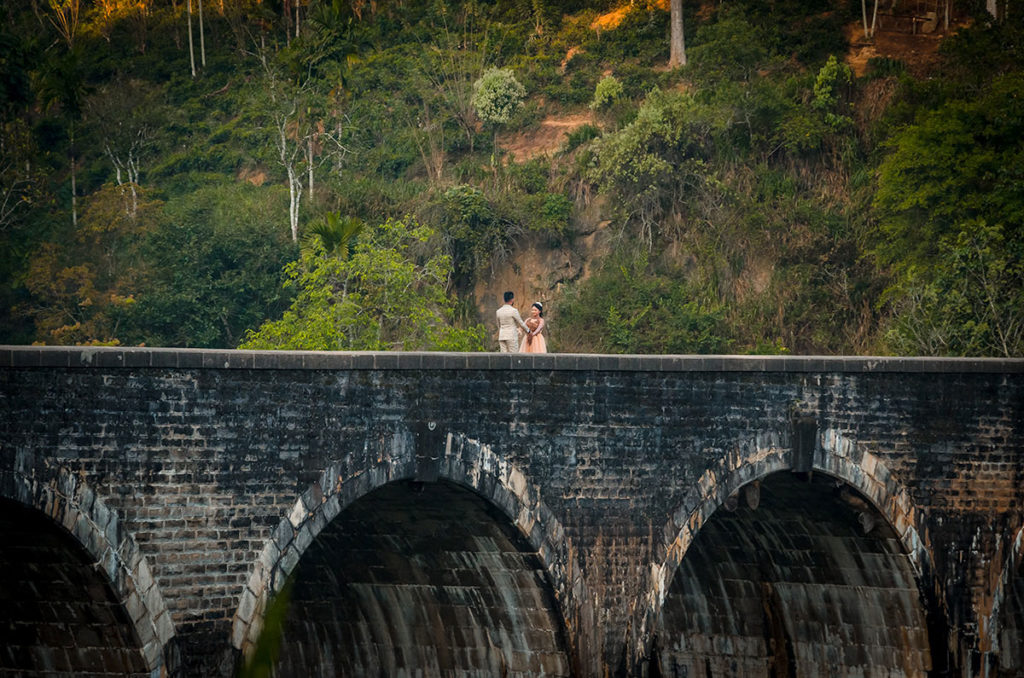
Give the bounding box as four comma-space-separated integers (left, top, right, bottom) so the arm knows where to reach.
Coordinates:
499, 112, 594, 161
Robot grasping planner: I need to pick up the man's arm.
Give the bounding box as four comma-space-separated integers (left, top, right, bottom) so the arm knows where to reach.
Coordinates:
513, 308, 528, 331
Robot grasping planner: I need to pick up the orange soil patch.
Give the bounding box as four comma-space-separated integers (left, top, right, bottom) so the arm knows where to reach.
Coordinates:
561, 46, 583, 73
592, 0, 669, 30
238, 167, 267, 186
500, 112, 595, 162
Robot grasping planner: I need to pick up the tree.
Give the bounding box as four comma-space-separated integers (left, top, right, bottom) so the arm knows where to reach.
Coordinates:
86, 78, 162, 219
255, 53, 319, 242
240, 219, 485, 351
884, 223, 1023, 357
874, 73, 1024, 272
91, 0, 150, 52
19, 184, 161, 345
590, 75, 624, 112
417, 4, 486, 155
587, 88, 712, 247
860, 0, 879, 40
301, 212, 363, 259
46, 0, 81, 49
0, 119, 40, 235
874, 73, 1024, 356
471, 67, 526, 126
124, 182, 297, 348
36, 47, 89, 228
471, 67, 525, 166
186, 0, 205, 76
669, 0, 686, 67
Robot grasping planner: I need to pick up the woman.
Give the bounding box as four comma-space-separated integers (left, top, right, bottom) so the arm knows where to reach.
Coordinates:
520, 302, 547, 353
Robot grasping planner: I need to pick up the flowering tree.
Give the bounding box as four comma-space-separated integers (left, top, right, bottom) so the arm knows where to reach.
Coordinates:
471, 67, 525, 125
471, 67, 525, 166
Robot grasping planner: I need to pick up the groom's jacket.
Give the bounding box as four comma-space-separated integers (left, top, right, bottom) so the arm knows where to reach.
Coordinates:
496, 304, 527, 341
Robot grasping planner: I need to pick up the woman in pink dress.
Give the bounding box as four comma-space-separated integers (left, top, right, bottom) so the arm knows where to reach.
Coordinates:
520, 302, 547, 353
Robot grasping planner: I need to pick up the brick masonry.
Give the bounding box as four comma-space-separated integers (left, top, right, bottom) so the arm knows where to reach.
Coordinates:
0, 347, 1021, 677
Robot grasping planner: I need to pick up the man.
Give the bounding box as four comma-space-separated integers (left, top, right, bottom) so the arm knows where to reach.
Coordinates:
495, 291, 528, 353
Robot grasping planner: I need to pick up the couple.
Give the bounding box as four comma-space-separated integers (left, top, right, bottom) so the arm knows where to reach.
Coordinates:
496, 291, 547, 353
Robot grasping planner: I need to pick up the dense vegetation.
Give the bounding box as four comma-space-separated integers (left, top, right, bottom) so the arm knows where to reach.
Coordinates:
2, 0, 1021, 356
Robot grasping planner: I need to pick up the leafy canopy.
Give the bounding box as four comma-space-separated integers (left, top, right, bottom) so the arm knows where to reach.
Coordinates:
240, 219, 485, 351
471, 67, 526, 125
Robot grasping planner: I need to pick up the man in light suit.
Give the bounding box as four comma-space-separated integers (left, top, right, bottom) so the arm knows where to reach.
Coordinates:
495, 291, 528, 353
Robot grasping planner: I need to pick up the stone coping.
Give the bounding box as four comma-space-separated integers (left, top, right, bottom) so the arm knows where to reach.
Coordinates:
1, 346, 1022, 373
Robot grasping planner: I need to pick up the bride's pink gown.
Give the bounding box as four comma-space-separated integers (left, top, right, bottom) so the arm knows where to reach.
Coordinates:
520, 318, 547, 353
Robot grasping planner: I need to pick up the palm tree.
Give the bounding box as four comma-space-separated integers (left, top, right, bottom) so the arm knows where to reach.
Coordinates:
302, 212, 364, 259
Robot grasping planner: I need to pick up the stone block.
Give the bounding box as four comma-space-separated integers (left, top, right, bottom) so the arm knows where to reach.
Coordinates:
123, 348, 152, 368
287, 499, 306, 528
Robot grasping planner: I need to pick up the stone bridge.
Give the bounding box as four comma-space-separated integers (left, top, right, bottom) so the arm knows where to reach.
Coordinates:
1, 346, 1022, 678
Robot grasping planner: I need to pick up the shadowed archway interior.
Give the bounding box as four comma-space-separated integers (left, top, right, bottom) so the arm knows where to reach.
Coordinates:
997, 552, 1024, 675
274, 479, 572, 677
0, 499, 149, 676
655, 472, 932, 677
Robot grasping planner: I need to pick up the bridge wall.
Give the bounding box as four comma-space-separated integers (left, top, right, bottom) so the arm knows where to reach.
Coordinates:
1, 347, 1021, 676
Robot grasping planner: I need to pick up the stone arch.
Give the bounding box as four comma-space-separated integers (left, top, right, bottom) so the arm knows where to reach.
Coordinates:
231, 431, 590, 675
0, 466, 176, 676
981, 524, 1024, 674
641, 427, 939, 676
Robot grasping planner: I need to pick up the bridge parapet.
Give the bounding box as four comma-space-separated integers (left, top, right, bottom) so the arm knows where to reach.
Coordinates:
3, 345, 1022, 373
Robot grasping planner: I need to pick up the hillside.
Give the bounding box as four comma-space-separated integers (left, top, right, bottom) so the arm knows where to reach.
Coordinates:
1, 0, 1021, 356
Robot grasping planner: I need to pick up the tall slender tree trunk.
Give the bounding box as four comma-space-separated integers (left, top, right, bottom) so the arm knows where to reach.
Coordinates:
307, 137, 314, 204
287, 165, 301, 242
669, 0, 686, 67
198, 0, 206, 68
187, 0, 196, 77
862, 0, 880, 39
70, 123, 77, 228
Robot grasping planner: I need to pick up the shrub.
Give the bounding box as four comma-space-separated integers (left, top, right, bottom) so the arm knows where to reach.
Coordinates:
590, 75, 624, 111
471, 67, 527, 125
564, 123, 601, 152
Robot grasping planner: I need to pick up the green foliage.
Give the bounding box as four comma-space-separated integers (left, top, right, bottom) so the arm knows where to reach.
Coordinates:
2, 0, 1020, 358
537, 192, 573, 231
589, 75, 624, 111
557, 254, 731, 354
688, 11, 769, 85
873, 72, 1024, 272
18, 183, 162, 345
240, 219, 486, 351
865, 57, 906, 79
302, 213, 365, 260
935, 10, 1024, 95
873, 72, 1024, 356
812, 55, 853, 131
884, 222, 1024, 357
726, 0, 847, 65
439, 184, 516, 289
586, 88, 711, 242
471, 67, 527, 125
563, 123, 600, 152
585, 5, 668, 64
123, 183, 297, 348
